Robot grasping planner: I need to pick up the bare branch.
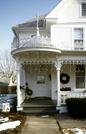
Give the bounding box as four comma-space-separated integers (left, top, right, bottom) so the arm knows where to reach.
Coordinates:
0, 50, 16, 85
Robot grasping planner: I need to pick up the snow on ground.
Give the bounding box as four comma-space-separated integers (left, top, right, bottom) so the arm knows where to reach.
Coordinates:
0, 120, 21, 131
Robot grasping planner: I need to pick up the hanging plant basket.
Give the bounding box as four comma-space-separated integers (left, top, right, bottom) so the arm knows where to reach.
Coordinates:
60, 73, 70, 84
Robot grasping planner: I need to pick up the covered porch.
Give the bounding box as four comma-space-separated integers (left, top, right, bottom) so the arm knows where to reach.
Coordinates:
16, 56, 58, 112
59, 56, 86, 112
16, 54, 86, 113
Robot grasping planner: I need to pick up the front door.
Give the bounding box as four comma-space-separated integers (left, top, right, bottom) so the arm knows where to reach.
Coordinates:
27, 71, 51, 98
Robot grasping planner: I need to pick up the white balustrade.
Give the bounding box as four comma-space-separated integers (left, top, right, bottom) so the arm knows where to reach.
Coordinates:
61, 91, 86, 105
11, 36, 56, 51
74, 40, 84, 50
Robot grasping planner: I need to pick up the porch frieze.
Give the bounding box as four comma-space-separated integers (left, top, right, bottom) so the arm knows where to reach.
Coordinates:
57, 56, 86, 64
62, 60, 86, 64
21, 60, 53, 65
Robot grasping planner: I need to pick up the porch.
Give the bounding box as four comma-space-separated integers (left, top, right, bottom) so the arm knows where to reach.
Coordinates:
16, 54, 86, 113
21, 97, 57, 114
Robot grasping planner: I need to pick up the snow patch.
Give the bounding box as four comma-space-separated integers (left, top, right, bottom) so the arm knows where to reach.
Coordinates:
0, 120, 21, 131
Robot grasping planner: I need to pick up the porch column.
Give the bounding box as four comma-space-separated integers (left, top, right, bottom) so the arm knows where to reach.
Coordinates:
55, 61, 62, 108
16, 63, 22, 111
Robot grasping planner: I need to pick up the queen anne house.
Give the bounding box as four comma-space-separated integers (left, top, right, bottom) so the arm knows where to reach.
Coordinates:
11, 0, 86, 113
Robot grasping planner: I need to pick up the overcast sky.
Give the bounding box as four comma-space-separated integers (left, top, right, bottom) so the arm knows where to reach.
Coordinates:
0, 0, 58, 52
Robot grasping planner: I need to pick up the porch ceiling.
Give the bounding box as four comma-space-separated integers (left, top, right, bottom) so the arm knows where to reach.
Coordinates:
22, 63, 52, 73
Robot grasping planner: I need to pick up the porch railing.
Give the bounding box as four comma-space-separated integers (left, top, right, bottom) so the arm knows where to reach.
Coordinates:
61, 91, 86, 105
11, 36, 56, 51
74, 40, 83, 50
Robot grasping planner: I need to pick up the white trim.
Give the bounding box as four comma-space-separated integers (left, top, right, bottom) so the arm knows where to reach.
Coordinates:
12, 48, 61, 56
80, 1, 82, 17
58, 55, 86, 64
17, 106, 23, 111
72, 27, 74, 49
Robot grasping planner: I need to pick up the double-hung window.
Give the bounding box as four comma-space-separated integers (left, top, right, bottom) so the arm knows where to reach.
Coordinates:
81, 3, 86, 16
74, 28, 83, 50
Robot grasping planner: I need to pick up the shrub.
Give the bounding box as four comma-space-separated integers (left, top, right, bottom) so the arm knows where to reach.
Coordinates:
8, 86, 17, 94
66, 98, 86, 118
0, 86, 9, 94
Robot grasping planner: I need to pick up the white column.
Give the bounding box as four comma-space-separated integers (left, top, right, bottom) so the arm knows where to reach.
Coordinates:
16, 63, 22, 110
56, 67, 61, 106
85, 64, 86, 89
55, 61, 62, 108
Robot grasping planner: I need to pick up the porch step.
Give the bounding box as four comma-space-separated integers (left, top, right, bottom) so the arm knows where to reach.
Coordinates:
22, 106, 57, 114
21, 97, 57, 114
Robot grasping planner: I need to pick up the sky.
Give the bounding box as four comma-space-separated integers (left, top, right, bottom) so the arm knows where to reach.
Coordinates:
0, 0, 59, 52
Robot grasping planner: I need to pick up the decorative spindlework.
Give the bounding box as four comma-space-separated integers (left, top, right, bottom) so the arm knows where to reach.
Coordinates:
22, 63, 52, 73
57, 56, 86, 64
54, 60, 63, 71
15, 52, 57, 65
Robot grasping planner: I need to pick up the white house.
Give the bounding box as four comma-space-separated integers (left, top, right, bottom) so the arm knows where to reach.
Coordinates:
11, 0, 86, 113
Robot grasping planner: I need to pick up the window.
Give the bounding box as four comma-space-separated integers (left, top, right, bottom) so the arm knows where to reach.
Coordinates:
74, 28, 83, 50
37, 76, 45, 84
81, 3, 86, 16
76, 65, 85, 88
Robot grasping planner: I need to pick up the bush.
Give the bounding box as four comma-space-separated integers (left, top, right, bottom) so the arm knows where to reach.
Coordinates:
66, 98, 86, 118
8, 86, 17, 94
0, 86, 9, 94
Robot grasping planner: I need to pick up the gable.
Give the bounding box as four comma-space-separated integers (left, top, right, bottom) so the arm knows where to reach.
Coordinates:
46, 0, 66, 19
46, 0, 84, 22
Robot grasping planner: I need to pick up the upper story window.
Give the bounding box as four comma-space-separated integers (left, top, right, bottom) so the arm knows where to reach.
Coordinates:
74, 28, 84, 50
81, 3, 86, 16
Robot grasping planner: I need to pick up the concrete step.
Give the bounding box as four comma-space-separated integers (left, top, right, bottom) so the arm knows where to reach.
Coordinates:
23, 109, 57, 114
22, 104, 56, 107
22, 106, 56, 114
